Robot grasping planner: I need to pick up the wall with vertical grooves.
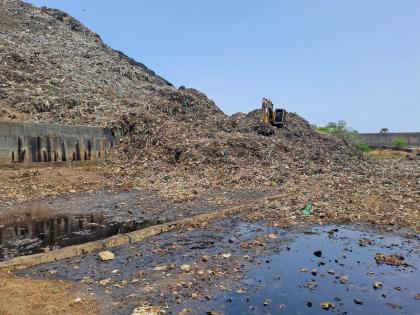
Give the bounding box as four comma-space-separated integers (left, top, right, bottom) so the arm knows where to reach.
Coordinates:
0, 121, 121, 166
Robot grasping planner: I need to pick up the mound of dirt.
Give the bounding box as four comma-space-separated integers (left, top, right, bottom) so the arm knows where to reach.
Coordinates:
1, 0, 366, 199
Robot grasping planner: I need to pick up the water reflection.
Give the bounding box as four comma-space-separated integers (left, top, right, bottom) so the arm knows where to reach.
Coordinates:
0, 211, 144, 261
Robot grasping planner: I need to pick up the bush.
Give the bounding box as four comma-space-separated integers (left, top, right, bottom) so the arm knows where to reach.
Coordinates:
356, 142, 370, 152
393, 138, 408, 149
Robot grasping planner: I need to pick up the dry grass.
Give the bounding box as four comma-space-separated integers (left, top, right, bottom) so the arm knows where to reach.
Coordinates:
367, 149, 408, 159
0, 272, 98, 315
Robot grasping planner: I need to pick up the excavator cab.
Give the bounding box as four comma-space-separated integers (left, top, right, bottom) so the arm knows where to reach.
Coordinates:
273, 108, 286, 127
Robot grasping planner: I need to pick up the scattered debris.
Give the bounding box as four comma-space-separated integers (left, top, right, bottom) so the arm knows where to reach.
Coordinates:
373, 281, 383, 290
180, 265, 191, 273
267, 233, 277, 240
314, 250, 322, 257
338, 275, 349, 284
375, 253, 408, 267
320, 302, 334, 310
353, 299, 364, 305
303, 203, 313, 216
132, 305, 166, 315
359, 238, 374, 247
386, 303, 402, 310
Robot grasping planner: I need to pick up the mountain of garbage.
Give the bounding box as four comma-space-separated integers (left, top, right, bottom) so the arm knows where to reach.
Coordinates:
0, 0, 365, 198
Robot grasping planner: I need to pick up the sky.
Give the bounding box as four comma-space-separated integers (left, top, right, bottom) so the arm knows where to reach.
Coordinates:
26, 0, 420, 132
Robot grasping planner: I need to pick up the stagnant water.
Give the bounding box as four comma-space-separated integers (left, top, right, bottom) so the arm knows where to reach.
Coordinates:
12, 218, 419, 315
188, 225, 420, 315
0, 211, 162, 261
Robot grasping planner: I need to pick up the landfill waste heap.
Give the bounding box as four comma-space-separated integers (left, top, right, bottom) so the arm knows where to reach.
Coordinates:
2, 0, 416, 209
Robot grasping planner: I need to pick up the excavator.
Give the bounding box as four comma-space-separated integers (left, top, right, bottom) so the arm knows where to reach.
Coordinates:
258, 98, 286, 135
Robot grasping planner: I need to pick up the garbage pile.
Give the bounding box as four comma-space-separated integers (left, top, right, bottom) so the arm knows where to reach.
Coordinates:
0, 1, 366, 199
104, 103, 366, 198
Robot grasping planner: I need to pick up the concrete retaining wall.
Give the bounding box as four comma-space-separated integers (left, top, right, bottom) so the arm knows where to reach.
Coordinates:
359, 132, 420, 148
0, 121, 121, 167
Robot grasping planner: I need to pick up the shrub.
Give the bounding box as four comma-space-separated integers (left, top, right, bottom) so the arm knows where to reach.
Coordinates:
393, 138, 408, 149
356, 142, 370, 152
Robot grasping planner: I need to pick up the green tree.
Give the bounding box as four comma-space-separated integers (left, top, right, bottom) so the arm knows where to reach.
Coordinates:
317, 120, 370, 152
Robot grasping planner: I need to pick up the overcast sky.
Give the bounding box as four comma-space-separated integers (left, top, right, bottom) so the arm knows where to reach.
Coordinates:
27, 0, 420, 132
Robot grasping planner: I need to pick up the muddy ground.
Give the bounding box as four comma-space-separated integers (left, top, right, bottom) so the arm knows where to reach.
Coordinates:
0, 159, 419, 314
0, 188, 273, 260
18, 218, 419, 315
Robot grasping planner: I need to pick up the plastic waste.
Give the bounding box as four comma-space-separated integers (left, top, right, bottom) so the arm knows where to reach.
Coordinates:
303, 203, 313, 216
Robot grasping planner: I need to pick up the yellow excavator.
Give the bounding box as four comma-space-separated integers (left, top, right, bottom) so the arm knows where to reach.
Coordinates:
258, 98, 286, 135
261, 98, 286, 127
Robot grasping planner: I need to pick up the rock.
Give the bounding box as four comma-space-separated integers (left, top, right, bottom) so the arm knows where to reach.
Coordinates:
97, 251, 115, 261
180, 264, 191, 273
338, 275, 349, 283
99, 279, 111, 286
201, 255, 209, 262
320, 302, 334, 310
178, 309, 193, 315
236, 288, 247, 294
313, 250, 322, 257
154, 265, 168, 271
373, 281, 383, 289
132, 306, 166, 315
359, 238, 374, 246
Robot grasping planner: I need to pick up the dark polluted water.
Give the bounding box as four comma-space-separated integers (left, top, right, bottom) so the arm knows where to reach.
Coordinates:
193, 225, 419, 315
0, 210, 162, 261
